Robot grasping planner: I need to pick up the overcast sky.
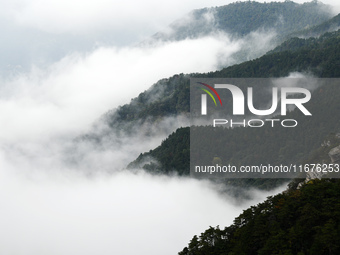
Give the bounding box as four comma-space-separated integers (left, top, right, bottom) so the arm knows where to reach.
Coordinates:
0, 0, 338, 73
1, 0, 339, 38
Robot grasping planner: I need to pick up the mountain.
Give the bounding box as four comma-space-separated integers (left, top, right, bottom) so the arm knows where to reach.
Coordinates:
95, 1, 333, 128
75, 3, 340, 253
177, 134, 340, 254
268, 20, 340, 54
152, 1, 332, 41
97, 5, 336, 139
128, 127, 190, 175
289, 12, 340, 38
127, 28, 340, 175
77, 2, 340, 181
103, 74, 190, 132
178, 132, 340, 254
178, 178, 340, 255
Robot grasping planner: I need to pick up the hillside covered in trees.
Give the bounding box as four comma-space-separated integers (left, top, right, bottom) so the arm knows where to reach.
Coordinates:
178, 178, 340, 255
128, 28, 340, 176
100, 1, 334, 134
153, 0, 332, 40
179, 130, 340, 253
100, 2, 340, 254
83, 2, 340, 254
101, 27, 340, 138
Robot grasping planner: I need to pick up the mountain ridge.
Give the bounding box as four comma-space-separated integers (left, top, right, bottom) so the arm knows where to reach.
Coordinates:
152, 1, 332, 41
77, 5, 340, 180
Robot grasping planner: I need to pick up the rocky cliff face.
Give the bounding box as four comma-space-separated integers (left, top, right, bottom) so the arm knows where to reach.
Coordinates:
329, 145, 340, 164
297, 136, 340, 188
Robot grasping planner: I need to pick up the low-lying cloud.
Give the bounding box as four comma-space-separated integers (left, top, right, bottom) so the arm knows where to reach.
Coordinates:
0, 161, 287, 255
0, 34, 244, 143
0, 0, 224, 41
0, 8, 287, 254
2, 0, 338, 37
0, 28, 279, 144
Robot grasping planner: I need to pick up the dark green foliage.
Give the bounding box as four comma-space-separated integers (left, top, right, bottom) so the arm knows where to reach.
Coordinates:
128, 30, 340, 177
214, 1, 331, 37
204, 30, 340, 78
154, 1, 332, 41
269, 29, 340, 54
289, 13, 340, 39
191, 81, 340, 170
128, 127, 189, 175
179, 179, 340, 255
101, 3, 337, 135
103, 74, 190, 131
128, 80, 340, 190
103, 28, 340, 138
98, 7, 340, 191
128, 125, 289, 190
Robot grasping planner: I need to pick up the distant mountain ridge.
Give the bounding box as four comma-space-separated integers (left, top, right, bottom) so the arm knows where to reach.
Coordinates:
115, 3, 340, 253
127, 28, 340, 175
78, 2, 340, 173
268, 13, 340, 54
72, 5, 340, 252
101, 26, 340, 140
289, 12, 340, 38
152, 1, 332, 41
100, 2, 335, 135
179, 178, 340, 255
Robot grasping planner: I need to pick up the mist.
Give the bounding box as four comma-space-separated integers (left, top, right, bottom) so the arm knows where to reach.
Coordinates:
0, 157, 288, 255
0, 29, 287, 255
0, 1, 299, 254
0, 0, 226, 73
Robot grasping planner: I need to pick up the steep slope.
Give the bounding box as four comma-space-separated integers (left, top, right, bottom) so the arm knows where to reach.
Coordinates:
290, 12, 340, 38
128, 82, 340, 174
128, 29, 340, 175
97, 2, 335, 135
179, 134, 340, 253
101, 27, 340, 138
269, 25, 340, 54
78, 4, 340, 177
203, 29, 340, 78
179, 178, 340, 255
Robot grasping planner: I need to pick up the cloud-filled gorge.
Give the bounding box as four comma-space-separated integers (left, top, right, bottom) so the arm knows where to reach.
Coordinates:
0, 163, 288, 255
0, 4, 290, 254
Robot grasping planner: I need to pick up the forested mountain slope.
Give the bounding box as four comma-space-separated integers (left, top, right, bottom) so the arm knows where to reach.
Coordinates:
152, 1, 332, 41
289, 12, 340, 38
78, 3, 340, 182
128, 29, 340, 175
121, 3, 340, 254
101, 27, 340, 138
174, 17, 340, 252
179, 135, 340, 254
99, 2, 334, 134
179, 178, 340, 255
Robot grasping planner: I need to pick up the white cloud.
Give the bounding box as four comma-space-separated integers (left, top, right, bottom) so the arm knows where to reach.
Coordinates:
0, 29, 286, 254
0, 161, 287, 255
0, 1, 302, 254
2, 0, 338, 37
0, 34, 243, 142
0, 0, 224, 35
0, 0, 338, 53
